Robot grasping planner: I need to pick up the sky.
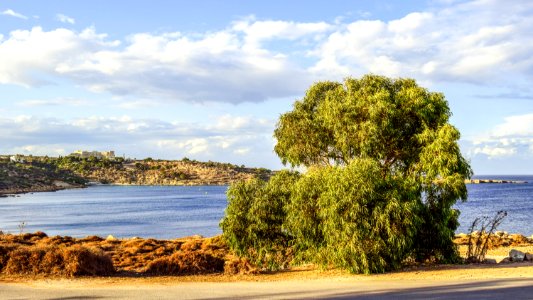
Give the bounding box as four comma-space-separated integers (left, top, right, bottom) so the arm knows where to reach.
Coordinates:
0, 0, 532, 174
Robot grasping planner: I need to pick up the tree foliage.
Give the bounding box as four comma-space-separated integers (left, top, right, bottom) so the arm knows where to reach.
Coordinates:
221, 74, 472, 273
220, 170, 300, 270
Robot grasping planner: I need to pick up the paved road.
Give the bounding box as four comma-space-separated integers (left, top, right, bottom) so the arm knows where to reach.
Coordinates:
1, 278, 533, 299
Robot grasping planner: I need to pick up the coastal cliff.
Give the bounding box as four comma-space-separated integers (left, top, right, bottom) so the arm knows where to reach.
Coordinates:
0, 155, 273, 195
70, 158, 271, 186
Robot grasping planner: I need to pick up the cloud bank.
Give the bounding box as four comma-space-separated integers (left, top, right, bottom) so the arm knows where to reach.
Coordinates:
1, 0, 532, 171
0, 115, 277, 167
0, 0, 532, 104
471, 113, 533, 159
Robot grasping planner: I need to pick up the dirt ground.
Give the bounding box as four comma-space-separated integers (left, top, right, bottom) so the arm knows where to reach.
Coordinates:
1, 236, 533, 299
1, 262, 533, 300
2, 247, 533, 286
1, 232, 532, 282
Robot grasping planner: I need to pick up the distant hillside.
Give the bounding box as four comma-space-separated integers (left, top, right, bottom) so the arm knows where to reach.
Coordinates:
0, 155, 273, 195
0, 157, 86, 195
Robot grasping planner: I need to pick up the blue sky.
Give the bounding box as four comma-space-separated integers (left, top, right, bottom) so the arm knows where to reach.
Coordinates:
1, 0, 532, 174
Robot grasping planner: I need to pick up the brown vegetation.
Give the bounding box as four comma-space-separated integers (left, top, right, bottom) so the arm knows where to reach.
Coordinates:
223, 256, 259, 275
144, 252, 225, 275
0, 232, 241, 277
0, 231, 531, 278
454, 231, 532, 248
4, 245, 114, 276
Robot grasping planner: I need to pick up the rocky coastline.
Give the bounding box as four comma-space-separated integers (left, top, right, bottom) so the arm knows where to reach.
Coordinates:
0, 155, 273, 196
0, 181, 85, 197
465, 179, 528, 184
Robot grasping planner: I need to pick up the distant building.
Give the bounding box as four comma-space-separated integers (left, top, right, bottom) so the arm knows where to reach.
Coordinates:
10, 154, 25, 163
70, 150, 115, 159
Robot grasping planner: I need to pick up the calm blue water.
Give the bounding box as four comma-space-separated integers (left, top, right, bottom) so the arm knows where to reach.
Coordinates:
455, 175, 533, 236
0, 185, 228, 239
0, 176, 531, 238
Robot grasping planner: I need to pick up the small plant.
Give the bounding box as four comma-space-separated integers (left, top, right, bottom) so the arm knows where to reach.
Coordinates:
465, 210, 507, 263
18, 221, 26, 235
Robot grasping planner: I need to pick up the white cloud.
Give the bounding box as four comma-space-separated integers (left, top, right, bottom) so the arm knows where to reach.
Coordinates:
310, 0, 533, 84
0, 114, 279, 168
473, 146, 516, 158
233, 148, 251, 155
492, 114, 533, 137
214, 115, 252, 131
113, 100, 159, 109
1, 9, 28, 20
232, 17, 332, 51
0, 27, 118, 86
56, 13, 75, 24
177, 138, 209, 155
18, 98, 88, 107
470, 113, 533, 159
1, 1, 533, 103
9, 145, 67, 156
0, 25, 312, 103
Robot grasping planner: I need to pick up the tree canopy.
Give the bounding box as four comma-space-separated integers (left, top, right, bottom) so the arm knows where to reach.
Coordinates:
275, 75, 456, 171
221, 74, 472, 273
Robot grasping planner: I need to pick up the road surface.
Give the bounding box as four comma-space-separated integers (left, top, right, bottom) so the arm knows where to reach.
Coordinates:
2, 277, 533, 299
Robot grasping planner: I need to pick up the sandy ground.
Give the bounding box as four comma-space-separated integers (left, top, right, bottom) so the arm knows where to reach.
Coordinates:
1, 241, 532, 299
2, 262, 533, 299
458, 244, 533, 263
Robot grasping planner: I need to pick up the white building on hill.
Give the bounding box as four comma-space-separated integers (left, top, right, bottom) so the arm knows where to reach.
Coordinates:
70, 150, 115, 159
10, 154, 25, 163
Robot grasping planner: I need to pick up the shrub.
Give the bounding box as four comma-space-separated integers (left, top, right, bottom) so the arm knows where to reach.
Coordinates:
144, 252, 224, 275
63, 245, 115, 276
465, 211, 507, 263
284, 167, 327, 263
223, 256, 259, 275
286, 160, 420, 274
0, 244, 17, 271
220, 171, 300, 270
4, 245, 114, 276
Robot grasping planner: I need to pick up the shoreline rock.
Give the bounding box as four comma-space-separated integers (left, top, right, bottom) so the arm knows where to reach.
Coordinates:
510, 249, 526, 262
465, 179, 528, 184
0, 184, 85, 197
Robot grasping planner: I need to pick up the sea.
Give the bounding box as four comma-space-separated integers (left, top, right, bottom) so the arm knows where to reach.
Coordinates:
0, 175, 531, 239
454, 175, 533, 236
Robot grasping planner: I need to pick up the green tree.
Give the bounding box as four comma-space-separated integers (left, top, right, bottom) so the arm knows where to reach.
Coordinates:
275, 74, 471, 265
220, 171, 300, 270
222, 74, 471, 273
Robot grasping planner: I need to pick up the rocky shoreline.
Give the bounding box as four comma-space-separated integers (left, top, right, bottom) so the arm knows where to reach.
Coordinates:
0, 156, 273, 197
0, 181, 84, 197
465, 179, 528, 184
455, 231, 533, 264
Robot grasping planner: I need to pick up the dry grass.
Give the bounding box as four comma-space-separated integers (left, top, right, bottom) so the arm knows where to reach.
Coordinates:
3, 244, 114, 276
0, 232, 234, 277
145, 251, 225, 275
0, 231, 531, 278
223, 255, 259, 275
